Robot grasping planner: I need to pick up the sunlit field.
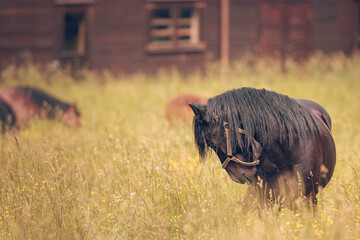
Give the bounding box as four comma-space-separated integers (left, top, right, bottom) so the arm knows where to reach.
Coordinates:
0, 52, 359, 239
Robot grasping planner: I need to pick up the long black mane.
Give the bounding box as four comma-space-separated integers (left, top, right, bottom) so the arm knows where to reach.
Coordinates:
194, 88, 319, 161
16, 87, 79, 117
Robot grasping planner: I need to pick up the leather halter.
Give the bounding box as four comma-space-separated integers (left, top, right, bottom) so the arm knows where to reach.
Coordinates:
221, 121, 260, 169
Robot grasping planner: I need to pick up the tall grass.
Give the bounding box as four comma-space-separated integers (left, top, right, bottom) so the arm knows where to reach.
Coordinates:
0, 52, 360, 239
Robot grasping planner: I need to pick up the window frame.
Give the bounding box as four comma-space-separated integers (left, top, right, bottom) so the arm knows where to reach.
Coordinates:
145, 2, 206, 54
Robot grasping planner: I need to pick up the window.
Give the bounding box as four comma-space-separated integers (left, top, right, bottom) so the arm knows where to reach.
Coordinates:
62, 12, 86, 56
146, 2, 206, 53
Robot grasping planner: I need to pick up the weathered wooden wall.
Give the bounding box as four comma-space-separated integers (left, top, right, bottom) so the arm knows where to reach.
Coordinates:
0, 0, 358, 73
313, 0, 358, 54
229, 0, 259, 59
0, 0, 55, 67
91, 0, 146, 71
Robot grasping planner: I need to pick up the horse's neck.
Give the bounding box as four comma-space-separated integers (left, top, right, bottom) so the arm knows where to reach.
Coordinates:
259, 136, 295, 173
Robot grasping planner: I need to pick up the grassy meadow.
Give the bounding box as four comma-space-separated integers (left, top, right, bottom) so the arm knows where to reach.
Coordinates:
0, 52, 360, 239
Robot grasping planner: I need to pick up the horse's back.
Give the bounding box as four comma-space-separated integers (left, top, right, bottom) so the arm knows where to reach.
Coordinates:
296, 99, 332, 131
14, 86, 67, 109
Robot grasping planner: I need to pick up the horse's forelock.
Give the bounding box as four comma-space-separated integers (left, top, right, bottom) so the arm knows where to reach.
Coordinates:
207, 93, 253, 160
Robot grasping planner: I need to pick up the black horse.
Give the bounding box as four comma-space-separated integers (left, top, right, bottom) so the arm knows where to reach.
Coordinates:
189, 88, 336, 207
0, 97, 16, 133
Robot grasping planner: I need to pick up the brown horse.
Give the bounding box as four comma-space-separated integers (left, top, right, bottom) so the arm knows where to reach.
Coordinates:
189, 88, 336, 208
0, 97, 16, 133
165, 94, 207, 124
0, 86, 81, 128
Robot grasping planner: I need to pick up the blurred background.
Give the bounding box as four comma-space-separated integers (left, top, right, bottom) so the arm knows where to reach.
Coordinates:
0, 0, 359, 74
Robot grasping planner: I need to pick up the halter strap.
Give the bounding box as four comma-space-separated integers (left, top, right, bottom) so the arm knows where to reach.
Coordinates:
221, 121, 260, 169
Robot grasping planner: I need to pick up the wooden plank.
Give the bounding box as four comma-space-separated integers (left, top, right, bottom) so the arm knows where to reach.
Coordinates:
151, 18, 173, 26
176, 28, 191, 36
0, 35, 53, 48
150, 29, 174, 37
177, 18, 191, 25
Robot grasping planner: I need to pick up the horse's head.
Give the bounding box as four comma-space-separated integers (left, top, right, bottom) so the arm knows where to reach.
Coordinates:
189, 102, 262, 184
64, 104, 82, 127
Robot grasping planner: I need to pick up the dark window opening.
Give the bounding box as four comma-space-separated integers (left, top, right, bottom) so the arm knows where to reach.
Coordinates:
178, 36, 190, 40
180, 8, 192, 18
63, 12, 85, 55
153, 36, 172, 41
154, 9, 170, 19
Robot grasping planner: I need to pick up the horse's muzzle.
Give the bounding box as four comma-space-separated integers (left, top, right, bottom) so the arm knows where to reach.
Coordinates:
226, 166, 257, 185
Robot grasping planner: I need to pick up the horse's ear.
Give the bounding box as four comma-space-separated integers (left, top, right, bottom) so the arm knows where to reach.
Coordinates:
252, 138, 262, 159
189, 102, 208, 121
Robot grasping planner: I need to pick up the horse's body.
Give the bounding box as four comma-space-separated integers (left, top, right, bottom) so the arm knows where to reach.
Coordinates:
0, 97, 16, 132
189, 88, 336, 207
0, 86, 81, 128
165, 94, 207, 124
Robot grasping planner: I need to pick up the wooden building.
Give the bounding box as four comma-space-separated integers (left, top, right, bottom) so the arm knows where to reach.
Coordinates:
0, 0, 359, 73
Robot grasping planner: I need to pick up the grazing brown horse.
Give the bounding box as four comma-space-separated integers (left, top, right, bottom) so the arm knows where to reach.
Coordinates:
189, 88, 336, 208
165, 94, 208, 124
0, 97, 16, 133
0, 86, 81, 128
